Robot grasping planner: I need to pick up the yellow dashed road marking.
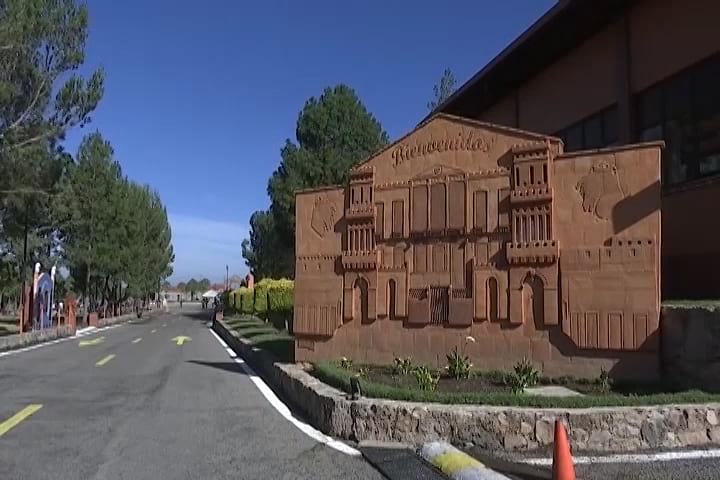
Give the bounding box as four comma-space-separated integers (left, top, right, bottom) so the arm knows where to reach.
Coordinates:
0, 404, 43, 437
95, 354, 115, 366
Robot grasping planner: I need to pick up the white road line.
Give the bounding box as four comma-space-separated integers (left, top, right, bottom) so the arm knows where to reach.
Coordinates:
522, 449, 720, 466
207, 328, 360, 457
0, 323, 124, 359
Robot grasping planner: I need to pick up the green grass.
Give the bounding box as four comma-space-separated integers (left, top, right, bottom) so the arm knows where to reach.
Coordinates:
224, 314, 294, 363
662, 299, 720, 309
0, 316, 19, 337
312, 361, 720, 408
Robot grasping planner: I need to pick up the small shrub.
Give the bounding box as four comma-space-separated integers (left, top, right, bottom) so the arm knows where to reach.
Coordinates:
238, 287, 254, 314
253, 279, 273, 319
267, 279, 294, 331
392, 356, 414, 376
339, 357, 353, 370
445, 335, 475, 380
414, 365, 440, 391
508, 358, 540, 395
357, 367, 369, 378
446, 346, 472, 379
599, 368, 612, 393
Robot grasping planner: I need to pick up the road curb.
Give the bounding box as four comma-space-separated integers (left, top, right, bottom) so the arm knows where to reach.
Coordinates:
421, 441, 513, 480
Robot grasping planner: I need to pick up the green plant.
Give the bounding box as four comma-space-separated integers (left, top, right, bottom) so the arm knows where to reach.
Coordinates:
311, 361, 720, 408
339, 357, 353, 370
392, 356, 414, 376
446, 346, 472, 380
508, 358, 540, 395
253, 279, 273, 319
238, 287, 254, 314
414, 365, 440, 391
267, 279, 294, 331
599, 368, 612, 393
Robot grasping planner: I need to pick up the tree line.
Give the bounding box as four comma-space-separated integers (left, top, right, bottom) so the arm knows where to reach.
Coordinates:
242, 71, 456, 279
169, 278, 212, 300
0, 0, 174, 312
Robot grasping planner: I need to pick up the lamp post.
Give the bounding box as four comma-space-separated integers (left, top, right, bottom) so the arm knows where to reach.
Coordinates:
225, 265, 229, 291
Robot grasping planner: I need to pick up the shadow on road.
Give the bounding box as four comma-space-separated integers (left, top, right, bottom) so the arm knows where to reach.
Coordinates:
186, 359, 250, 376
180, 310, 214, 322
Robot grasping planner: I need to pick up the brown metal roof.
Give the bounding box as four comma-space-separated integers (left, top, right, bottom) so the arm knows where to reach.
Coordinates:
425, 0, 637, 122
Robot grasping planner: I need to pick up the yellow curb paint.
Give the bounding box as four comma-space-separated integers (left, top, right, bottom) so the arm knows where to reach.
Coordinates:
132, 338, 142, 344
78, 336, 105, 347
432, 451, 484, 476
95, 354, 115, 366
0, 404, 43, 437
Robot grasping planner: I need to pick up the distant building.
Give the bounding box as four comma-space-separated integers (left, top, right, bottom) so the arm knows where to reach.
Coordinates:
428, 0, 720, 299
161, 289, 189, 302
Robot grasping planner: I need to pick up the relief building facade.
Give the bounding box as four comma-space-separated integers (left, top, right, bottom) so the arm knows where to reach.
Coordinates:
294, 114, 662, 378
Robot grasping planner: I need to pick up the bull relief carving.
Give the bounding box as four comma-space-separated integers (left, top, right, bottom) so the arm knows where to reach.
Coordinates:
311, 195, 337, 238
575, 160, 624, 221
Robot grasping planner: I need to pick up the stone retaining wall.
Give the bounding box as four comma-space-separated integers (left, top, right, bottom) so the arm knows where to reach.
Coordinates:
214, 318, 720, 452
0, 325, 76, 352
662, 305, 720, 392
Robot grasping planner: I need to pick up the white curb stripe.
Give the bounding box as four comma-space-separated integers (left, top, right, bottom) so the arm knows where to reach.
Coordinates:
522, 448, 720, 466
0, 323, 124, 358
208, 327, 361, 456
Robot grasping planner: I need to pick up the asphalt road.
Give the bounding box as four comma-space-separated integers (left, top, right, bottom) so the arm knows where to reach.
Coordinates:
0, 306, 384, 480
474, 446, 720, 480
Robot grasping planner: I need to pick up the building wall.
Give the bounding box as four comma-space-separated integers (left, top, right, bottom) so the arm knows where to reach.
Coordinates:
517, 25, 619, 135
629, 0, 720, 92
294, 115, 663, 379
469, 0, 720, 299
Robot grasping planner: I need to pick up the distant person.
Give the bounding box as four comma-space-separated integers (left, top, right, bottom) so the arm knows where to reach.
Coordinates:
162, 297, 168, 312
179, 298, 183, 309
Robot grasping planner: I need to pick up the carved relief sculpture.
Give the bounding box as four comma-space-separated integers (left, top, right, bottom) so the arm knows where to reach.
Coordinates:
294, 114, 662, 379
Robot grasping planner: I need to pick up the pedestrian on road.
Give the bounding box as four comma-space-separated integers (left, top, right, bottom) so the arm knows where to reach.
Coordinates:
180, 298, 183, 309
162, 297, 168, 313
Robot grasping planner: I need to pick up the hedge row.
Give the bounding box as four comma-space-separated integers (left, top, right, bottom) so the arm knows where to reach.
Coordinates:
228, 279, 294, 332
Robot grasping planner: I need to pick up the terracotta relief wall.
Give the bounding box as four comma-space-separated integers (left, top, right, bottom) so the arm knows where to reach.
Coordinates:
293, 114, 663, 379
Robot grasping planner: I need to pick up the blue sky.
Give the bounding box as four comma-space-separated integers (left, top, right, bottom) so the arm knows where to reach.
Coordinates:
63, 0, 554, 283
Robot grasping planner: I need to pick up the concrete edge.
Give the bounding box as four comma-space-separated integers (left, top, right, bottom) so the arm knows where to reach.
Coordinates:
0, 308, 164, 353
211, 318, 720, 453
421, 441, 513, 479
0, 324, 77, 353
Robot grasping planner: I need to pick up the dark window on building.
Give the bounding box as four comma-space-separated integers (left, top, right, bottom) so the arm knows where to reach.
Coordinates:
556, 105, 618, 152
375, 203, 384, 239
430, 183, 446, 232
635, 54, 720, 187
392, 200, 404, 238
411, 184, 428, 233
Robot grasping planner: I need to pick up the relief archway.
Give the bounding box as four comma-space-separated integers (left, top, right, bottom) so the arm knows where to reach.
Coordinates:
353, 276, 369, 322
387, 279, 397, 319
521, 272, 545, 329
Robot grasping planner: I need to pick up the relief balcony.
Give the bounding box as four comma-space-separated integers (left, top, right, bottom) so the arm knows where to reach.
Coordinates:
510, 186, 553, 204
345, 203, 375, 220
506, 240, 559, 264
341, 249, 378, 270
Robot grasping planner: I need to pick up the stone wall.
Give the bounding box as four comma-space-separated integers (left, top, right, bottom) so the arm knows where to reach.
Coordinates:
0, 325, 76, 352
214, 318, 720, 452
661, 305, 720, 392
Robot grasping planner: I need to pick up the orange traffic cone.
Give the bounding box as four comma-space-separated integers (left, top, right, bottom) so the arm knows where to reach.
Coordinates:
552, 420, 576, 480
